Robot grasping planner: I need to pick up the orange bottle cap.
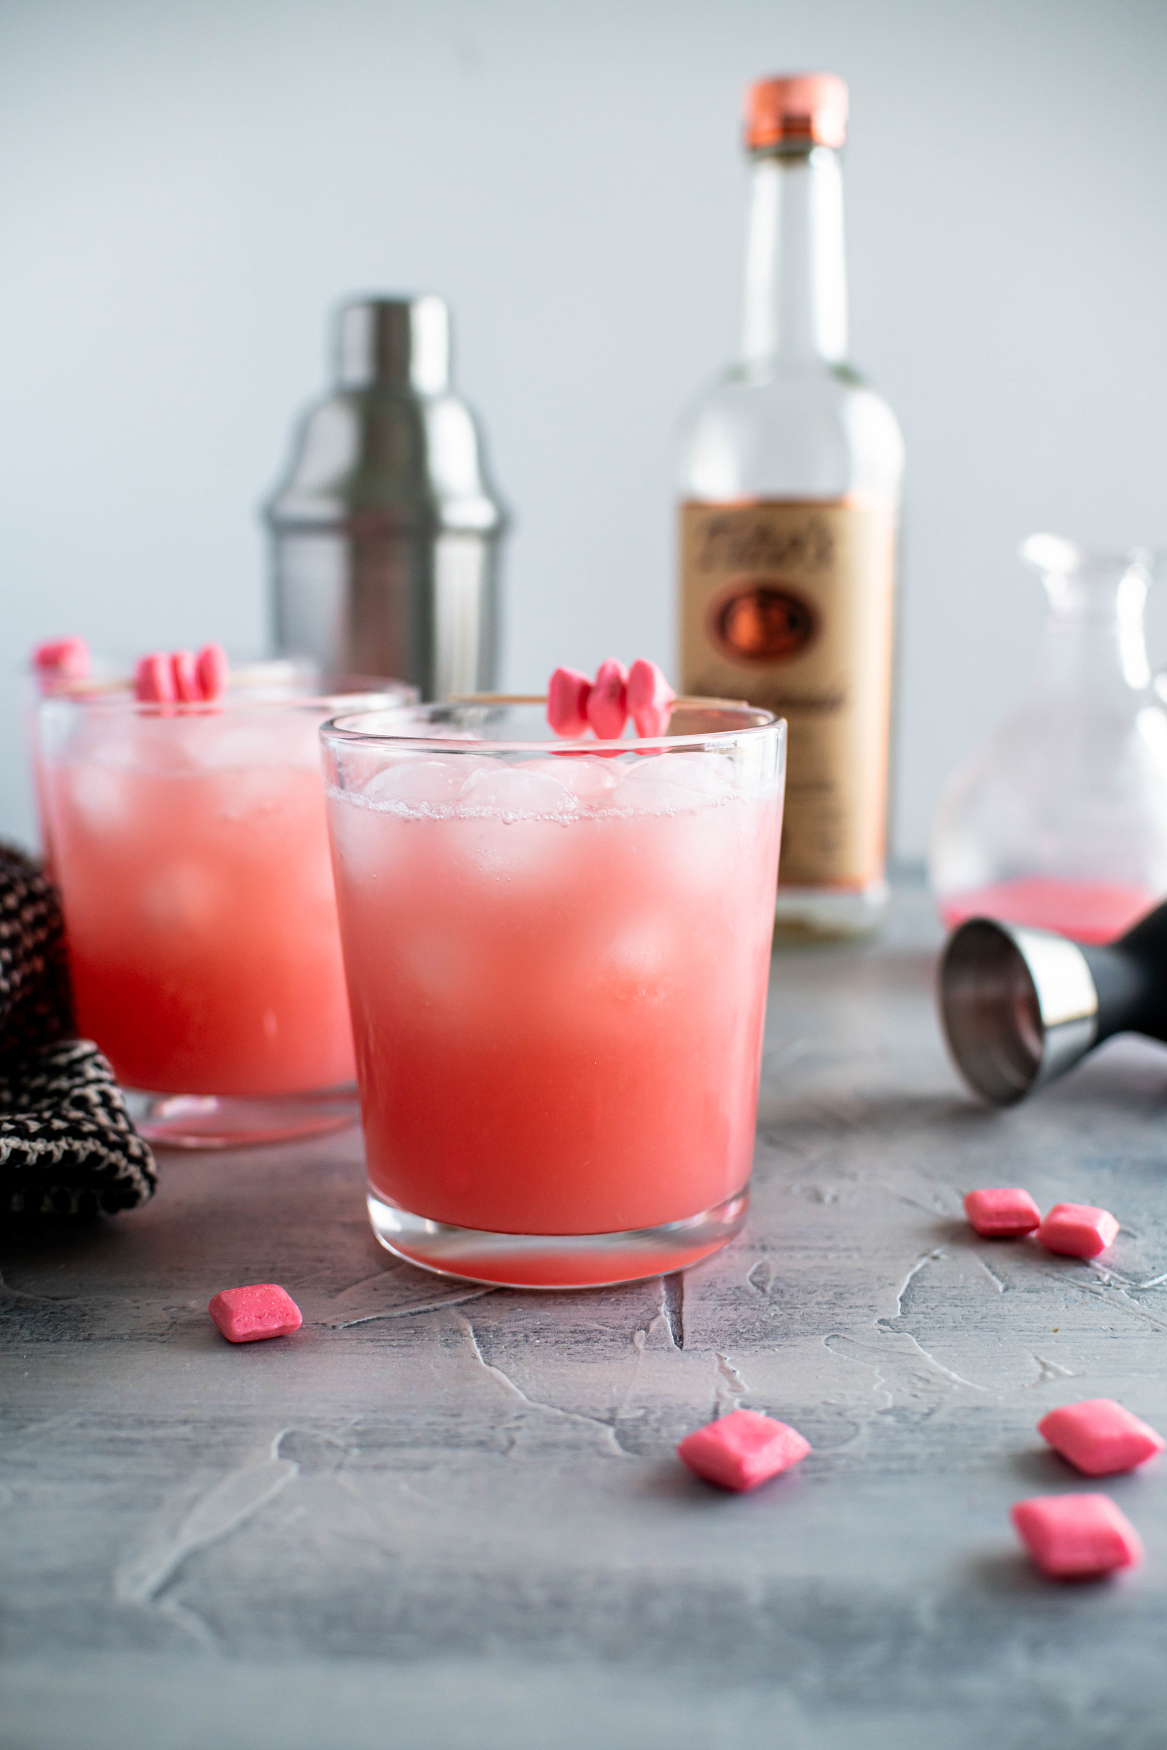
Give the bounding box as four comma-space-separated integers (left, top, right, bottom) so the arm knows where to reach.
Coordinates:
745, 73, 848, 152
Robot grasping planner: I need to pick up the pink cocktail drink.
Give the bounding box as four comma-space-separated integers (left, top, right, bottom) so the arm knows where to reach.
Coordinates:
322, 702, 785, 1287
42, 688, 404, 1147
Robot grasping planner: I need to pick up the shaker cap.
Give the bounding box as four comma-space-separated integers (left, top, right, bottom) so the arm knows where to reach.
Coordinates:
337, 295, 450, 393
746, 73, 848, 152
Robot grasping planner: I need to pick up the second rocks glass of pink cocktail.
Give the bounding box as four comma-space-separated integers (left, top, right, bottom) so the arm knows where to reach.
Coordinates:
40, 673, 412, 1147
321, 699, 786, 1288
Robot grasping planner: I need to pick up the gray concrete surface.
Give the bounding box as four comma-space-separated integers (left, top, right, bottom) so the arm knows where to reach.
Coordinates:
5, 882, 1167, 1748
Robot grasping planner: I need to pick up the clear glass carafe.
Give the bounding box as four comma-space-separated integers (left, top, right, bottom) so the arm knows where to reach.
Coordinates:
930, 533, 1167, 943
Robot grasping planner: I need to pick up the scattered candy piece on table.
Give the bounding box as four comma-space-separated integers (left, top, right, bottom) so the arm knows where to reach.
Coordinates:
677, 1408, 811, 1493
1010, 1493, 1143, 1579
172, 650, 202, 703
135, 652, 178, 704
1038, 1399, 1166, 1476
963, 1187, 1041, 1236
208, 1284, 303, 1344
33, 637, 89, 679
1037, 1202, 1119, 1259
547, 667, 593, 737
586, 658, 629, 739
626, 659, 676, 737
196, 642, 229, 701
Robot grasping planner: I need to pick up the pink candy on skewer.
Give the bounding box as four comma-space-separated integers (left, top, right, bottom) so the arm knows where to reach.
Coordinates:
172, 650, 202, 703
33, 637, 89, 680
627, 657, 676, 737
134, 644, 229, 705
196, 642, 230, 701
135, 652, 178, 704
547, 667, 593, 737
547, 658, 675, 740
587, 658, 629, 739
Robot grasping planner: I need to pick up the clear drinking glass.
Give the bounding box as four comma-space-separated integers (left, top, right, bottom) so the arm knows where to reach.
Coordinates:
40, 677, 413, 1147
26, 654, 322, 874
321, 701, 786, 1288
930, 534, 1167, 942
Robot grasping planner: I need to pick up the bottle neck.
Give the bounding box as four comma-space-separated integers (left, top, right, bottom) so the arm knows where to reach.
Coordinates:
1034, 567, 1152, 697
741, 144, 848, 368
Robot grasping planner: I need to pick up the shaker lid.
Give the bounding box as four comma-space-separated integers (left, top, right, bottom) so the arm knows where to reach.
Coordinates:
336, 295, 450, 393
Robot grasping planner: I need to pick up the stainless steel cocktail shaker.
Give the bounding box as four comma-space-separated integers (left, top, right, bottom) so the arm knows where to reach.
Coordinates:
265, 296, 508, 699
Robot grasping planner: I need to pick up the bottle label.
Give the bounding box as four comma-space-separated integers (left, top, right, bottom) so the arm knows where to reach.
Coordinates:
680, 497, 896, 890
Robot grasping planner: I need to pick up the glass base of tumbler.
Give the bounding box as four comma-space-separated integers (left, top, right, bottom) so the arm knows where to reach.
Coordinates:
365, 1184, 749, 1289
127, 1086, 360, 1150
773, 878, 889, 941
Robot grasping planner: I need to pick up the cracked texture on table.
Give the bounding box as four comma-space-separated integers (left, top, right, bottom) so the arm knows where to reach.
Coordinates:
4, 883, 1167, 1749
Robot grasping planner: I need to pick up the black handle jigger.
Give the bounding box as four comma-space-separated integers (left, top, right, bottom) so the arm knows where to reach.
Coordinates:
939, 902, 1167, 1105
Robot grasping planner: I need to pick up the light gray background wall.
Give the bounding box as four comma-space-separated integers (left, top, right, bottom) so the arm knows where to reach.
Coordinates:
1, 0, 1165, 857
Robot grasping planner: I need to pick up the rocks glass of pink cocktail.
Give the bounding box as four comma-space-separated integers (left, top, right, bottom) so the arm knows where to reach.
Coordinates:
321, 700, 785, 1288
40, 680, 410, 1148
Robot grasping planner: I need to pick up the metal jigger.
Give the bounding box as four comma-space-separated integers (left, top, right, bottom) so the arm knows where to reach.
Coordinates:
939, 902, 1167, 1105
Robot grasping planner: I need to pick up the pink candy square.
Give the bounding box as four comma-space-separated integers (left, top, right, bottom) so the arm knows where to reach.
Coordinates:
963, 1187, 1041, 1236
677, 1409, 811, 1492
1038, 1399, 1165, 1476
1010, 1492, 1143, 1579
586, 658, 629, 740
547, 667, 592, 738
1036, 1202, 1119, 1259
626, 659, 675, 738
208, 1284, 303, 1344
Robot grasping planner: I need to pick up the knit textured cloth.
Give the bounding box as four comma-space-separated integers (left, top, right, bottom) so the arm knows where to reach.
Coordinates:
0, 844, 156, 1215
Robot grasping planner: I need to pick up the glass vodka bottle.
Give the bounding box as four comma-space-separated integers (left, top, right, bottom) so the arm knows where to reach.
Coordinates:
930, 534, 1167, 943
677, 73, 904, 937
